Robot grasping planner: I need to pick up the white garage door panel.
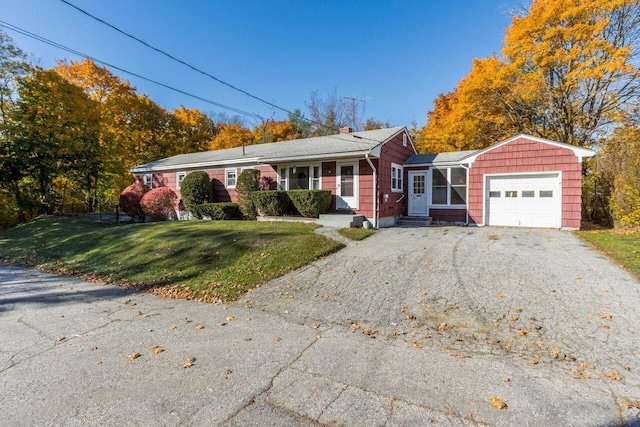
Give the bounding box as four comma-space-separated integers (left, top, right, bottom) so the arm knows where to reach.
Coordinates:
487, 174, 560, 228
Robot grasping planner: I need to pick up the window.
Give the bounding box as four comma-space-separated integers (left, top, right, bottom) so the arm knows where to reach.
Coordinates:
278, 164, 321, 190
505, 191, 518, 198
144, 174, 152, 188
489, 191, 501, 198
522, 191, 534, 198
431, 167, 467, 205
225, 169, 237, 188
540, 190, 553, 198
176, 172, 186, 189
402, 133, 407, 147
391, 163, 403, 192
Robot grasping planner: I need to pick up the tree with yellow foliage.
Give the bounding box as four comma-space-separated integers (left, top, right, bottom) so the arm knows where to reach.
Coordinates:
210, 123, 255, 150
252, 120, 299, 143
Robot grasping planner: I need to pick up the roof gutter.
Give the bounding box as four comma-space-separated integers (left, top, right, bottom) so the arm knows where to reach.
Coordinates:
365, 153, 378, 228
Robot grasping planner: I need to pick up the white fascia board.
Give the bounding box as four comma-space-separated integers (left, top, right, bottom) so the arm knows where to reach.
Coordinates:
261, 151, 377, 163
465, 134, 596, 165
405, 161, 471, 168
129, 157, 261, 173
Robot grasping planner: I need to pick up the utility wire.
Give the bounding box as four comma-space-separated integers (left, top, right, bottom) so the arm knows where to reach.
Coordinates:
57, 0, 390, 142
0, 20, 265, 121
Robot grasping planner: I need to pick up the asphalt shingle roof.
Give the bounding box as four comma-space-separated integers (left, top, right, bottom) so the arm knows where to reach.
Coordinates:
130, 126, 405, 172
404, 149, 479, 165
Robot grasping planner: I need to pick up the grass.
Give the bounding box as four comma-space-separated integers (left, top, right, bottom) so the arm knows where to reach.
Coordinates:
0, 217, 343, 302
337, 227, 376, 241
575, 229, 640, 279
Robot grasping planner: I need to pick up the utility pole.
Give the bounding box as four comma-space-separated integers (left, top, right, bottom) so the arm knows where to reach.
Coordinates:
343, 96, 366, 131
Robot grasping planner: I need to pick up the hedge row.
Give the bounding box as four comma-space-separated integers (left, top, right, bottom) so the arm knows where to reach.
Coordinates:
287, 190, 332, 218
251, 191, 291, 216
191, 203, 242, 220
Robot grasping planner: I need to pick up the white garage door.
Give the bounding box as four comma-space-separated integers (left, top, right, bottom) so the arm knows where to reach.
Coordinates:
486, 174, 560, 228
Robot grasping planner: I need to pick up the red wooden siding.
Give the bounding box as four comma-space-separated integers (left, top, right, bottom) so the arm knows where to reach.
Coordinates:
468, 137, 583, 228
322, 162, 337, 210
376, 130, 415, 222
357, 159, 374, 218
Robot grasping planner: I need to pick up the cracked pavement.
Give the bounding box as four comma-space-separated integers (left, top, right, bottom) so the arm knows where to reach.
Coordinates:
1, 226, 640, 425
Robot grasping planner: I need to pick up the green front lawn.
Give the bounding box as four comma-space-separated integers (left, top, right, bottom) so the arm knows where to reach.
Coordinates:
575, 229, 640, 279
0, 217, 343, 301
337, 227, 376, 241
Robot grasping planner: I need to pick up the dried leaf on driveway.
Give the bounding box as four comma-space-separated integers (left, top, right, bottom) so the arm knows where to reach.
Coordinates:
183, 357, 195, 368
496, 293, 506, 298
608, 372, 622, 381
412, 341, 422, 349
152, 346, 163, 354
128, 352, 141, 360
490, 396, 507, 409
601, 313, 613, 320
195, 324, 204, 330
226, 316, 236, 321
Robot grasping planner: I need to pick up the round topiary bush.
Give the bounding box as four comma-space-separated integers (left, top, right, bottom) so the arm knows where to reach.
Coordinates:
140, 187, 178, 221
180, 171, 213, 215
236, 169, 261, 219
119, 183, 149, 222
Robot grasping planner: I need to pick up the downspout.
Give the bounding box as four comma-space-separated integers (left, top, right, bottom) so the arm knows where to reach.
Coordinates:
365, 153, 378, 228
460, 163, 470, 225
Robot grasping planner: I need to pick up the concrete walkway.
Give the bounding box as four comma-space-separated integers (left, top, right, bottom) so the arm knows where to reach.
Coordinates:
1, 226, 639, 425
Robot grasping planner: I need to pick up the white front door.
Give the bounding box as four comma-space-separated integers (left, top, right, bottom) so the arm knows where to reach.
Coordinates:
336, 162, 358, 210
486, 173, 561, 228
408, 171, 428, 216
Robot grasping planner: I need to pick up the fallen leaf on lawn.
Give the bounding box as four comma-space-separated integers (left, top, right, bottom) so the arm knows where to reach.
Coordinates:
169, 325, 176, 330
491, 396, 507, 409
195, 324, 204, 330
496, 293, 506, 298
412, 341, 422, 348
226, 316, 236, 321
274, 337, 281, 342
608, 372, 622, 381
601, 313, 613, 320
183, 357, 195, 368
571, 369, 590, 379
128, 352, 141, 360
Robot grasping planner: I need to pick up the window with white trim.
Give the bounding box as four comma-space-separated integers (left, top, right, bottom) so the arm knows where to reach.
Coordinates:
431, 167, 467, 205
278, 165, 321, 190
144, 173, 152, 188
176, 172, 186, 189
391, 163, 403, 192
225, 169, 237, 188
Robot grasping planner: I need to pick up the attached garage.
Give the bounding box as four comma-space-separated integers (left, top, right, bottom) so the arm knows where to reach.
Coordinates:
485, 173, 560, 228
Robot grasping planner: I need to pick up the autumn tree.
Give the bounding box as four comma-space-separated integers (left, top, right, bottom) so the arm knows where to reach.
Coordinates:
210, 123, 255, 150
305, 90, 357, 136
252, 120, 299, 143
170, 106, 217, 153
419, 0, 640, 151
2, 68, 100, 214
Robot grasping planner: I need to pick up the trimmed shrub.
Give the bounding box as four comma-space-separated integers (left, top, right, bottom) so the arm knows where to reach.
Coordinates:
140, 187, 178, 221
287, 190, 332, 218
119, 183, 149, 222
236, 169, 261, 220
180, 171, 213, 216
251, 190, 291, 216
191, 203, 242, 220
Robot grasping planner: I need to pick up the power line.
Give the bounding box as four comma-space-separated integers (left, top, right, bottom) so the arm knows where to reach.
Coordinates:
57, 0, 387, 141
0, 20, 265, 121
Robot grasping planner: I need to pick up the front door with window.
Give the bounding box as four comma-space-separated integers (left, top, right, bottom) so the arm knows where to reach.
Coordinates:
336, 162, 358, 209
408, 171, 428, 215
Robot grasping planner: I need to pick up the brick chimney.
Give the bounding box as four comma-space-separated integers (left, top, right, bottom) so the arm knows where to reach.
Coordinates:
339, 126, 353, 134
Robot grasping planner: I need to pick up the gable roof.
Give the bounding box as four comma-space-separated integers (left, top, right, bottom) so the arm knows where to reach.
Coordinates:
130, 126, 407, 172
404, 134, 595, 167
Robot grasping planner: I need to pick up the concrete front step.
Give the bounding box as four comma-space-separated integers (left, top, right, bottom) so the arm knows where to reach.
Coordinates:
396, 216, 432, 227
318, 214, 364, 228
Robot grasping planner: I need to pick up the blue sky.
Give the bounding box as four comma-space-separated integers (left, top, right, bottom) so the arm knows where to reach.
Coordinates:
1, 0, 524, 129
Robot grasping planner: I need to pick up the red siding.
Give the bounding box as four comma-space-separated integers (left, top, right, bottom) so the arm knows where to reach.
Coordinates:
376, 130, 416, 222
357, 159, 374, 218
322, 162, 337, 210
468, 137, 583, 228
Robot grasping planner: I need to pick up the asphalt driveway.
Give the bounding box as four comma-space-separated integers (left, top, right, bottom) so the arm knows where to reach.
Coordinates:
1, 226, 639, 426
